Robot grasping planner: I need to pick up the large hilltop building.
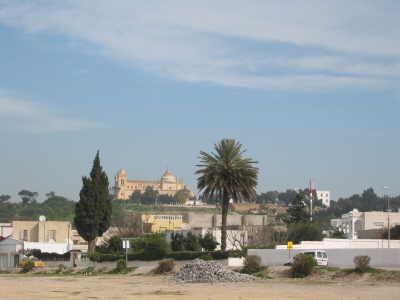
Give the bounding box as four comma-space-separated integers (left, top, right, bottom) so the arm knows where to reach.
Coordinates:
114, 169, 193, 200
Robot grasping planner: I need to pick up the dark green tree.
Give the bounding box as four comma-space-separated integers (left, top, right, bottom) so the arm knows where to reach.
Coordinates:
288, 223, 323, 244
183, 232, 201, 251
174, 189, 191, 204
170, 232, 185, 251
0, 194, 11, 204
128, 190, 142, 204
141, 186, 159, 205
196, 139, 259, 251
199, 232, 219, 251
74, 151, 111, 253
18, 190, 38, 205
286, 193, 309, 224
331, 228, 346, 239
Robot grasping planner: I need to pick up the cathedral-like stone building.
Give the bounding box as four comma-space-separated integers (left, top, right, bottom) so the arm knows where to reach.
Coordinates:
114, 168, 193, 200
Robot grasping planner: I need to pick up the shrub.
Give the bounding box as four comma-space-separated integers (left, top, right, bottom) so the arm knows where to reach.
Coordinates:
228, 249, 246, 257
183, 232, 201, 251
199, 254, 213, 261
288, 223, 323, 244
291, 254, 316, 278
89, 252, 122, 262
354, 256, 371, 273
20, 259, 35, 273
199, 232, 219, 251
115, 259, 127, 273
132, 233, 169, 260
142, 239, 169, 260
170, 232, 185, 251
107, 236, 123, 253
154, 259, 175, 274
241, 255, 262, 274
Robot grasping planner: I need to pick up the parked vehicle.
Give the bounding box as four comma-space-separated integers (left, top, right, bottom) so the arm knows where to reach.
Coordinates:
300, 250, 328, 266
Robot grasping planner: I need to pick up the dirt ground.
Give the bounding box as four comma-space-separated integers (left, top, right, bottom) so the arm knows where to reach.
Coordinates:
1, 275, 400, 300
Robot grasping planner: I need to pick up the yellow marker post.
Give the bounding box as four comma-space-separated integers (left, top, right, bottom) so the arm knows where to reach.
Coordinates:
287, 241, 293, 262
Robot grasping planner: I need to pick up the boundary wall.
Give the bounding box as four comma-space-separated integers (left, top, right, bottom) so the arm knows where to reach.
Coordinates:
248, 248, 400, 268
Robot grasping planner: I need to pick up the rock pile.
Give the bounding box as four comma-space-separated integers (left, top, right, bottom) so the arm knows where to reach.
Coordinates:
174, 259, 255, 283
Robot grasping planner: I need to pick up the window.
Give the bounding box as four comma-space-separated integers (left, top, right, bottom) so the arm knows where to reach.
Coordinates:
48, 230, 56, 241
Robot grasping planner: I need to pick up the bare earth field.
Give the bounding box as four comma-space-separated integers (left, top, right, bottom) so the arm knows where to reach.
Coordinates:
0, 275, 400, 300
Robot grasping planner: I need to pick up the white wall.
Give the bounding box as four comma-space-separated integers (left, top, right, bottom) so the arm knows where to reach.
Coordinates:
275, 238, 400, 250
249, 248, 400, 268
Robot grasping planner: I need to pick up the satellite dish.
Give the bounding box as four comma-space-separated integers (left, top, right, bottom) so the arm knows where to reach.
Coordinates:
39, 215, 46, 222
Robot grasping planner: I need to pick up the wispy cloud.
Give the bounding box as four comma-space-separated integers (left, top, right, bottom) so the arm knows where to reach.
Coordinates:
0, 0, 398, 91
0, 92, 104, 133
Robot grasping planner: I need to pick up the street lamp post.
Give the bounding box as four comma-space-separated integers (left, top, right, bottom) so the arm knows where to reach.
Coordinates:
384, 186, 390, 248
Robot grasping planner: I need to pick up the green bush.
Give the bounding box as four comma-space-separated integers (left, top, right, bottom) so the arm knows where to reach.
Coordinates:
241, 255, 262, 274
354, 256, 371, 273
154, 259, 175, 274
183, 232, 201, 251
20, 260, 34, 273
199, 254, 213, 261
291, 254, 316, 278
199, 232, 219, 251
228, 249, 247, 257
115, 259, 127, 273
170, 232, 185, 251
132, 233, 169, 260
89, 252, 122, 262
107, 236, 123, 253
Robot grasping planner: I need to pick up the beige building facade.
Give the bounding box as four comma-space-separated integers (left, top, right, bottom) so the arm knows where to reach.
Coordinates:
12, 219, 72, 243
114, 169, 193, 200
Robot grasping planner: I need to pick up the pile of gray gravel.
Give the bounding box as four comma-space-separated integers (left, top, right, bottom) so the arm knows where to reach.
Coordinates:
174, 259, 255, 283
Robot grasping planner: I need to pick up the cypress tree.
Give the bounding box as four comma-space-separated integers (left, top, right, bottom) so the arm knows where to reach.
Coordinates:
74, 151, 111, 253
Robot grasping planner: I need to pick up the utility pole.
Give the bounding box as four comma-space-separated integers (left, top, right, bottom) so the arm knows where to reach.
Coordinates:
384, 186, 390, 248
309, 179, 314, 222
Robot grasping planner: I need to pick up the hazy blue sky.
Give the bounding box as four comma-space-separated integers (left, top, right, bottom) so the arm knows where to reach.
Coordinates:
0, 1, 399, 202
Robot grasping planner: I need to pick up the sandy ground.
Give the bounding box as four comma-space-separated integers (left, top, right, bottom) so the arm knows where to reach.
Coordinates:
0, 275, 400, 300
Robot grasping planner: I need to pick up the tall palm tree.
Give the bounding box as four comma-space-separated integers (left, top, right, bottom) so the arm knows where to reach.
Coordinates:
196, 139, 258, 251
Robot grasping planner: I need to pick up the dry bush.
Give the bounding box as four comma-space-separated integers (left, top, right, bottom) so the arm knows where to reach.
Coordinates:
291, 254, 315, 278
241, 255, 262, 274
354, 256, 371, 273
154, 259, 175, 274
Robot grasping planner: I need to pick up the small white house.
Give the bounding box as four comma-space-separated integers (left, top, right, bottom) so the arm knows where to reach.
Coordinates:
0, 237, 24, 270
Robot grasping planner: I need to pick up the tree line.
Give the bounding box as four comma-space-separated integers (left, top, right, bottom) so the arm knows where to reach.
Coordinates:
0, 191, 75, 223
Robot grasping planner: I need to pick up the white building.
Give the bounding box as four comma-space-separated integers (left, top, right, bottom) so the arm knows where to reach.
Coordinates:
316, 190, 330, 207
0, 237, 24, 270
331, 209, 400, 239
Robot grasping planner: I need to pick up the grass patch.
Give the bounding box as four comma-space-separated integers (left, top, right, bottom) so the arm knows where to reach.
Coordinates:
371, 270, 400, 281
315, 266, 340, 272
253, 269, 273, 279
107, 266, 137, 275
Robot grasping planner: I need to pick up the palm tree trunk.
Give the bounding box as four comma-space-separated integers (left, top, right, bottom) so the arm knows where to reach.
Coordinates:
221, 191, 229, 251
